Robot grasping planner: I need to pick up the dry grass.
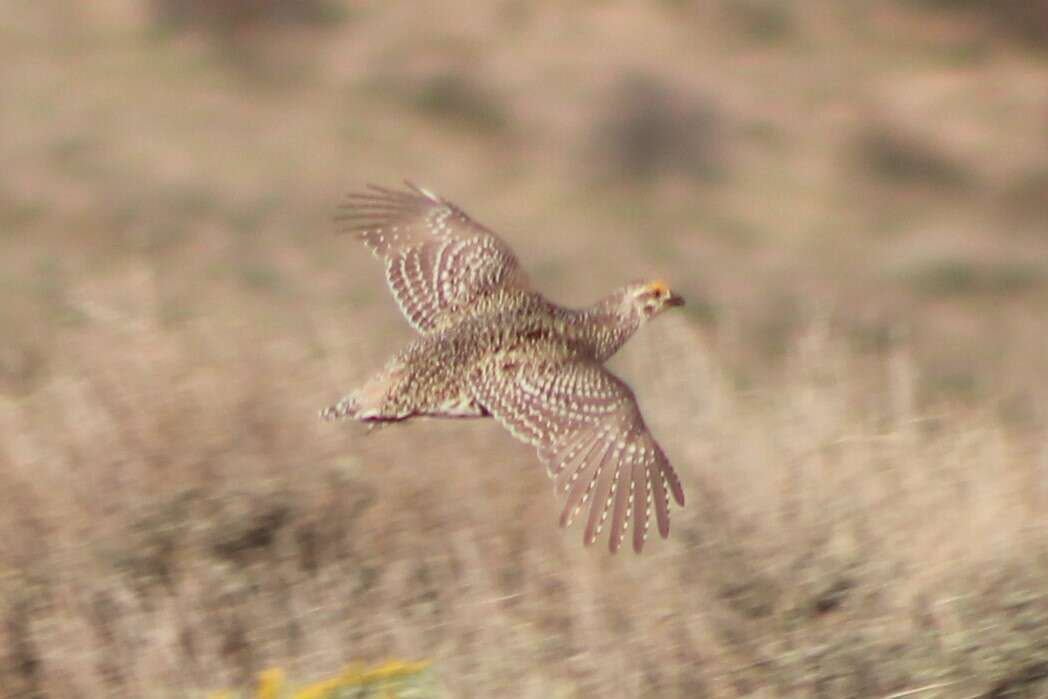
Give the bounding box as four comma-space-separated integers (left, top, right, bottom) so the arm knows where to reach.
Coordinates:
1, 293, 1045, 697
2, 1, 1048, 697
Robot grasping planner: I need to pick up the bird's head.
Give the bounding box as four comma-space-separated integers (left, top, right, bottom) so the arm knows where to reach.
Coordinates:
621, 280, 685, 322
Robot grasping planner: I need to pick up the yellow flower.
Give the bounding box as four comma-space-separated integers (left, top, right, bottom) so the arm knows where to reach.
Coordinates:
358, 659, 431, 684
257, 668, 285, 699
337, 662, 364, 684
210, 659, 430, 699
291, 677, 339, 699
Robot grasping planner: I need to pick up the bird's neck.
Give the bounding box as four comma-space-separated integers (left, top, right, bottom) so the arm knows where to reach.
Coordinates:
569, 294, 641, 362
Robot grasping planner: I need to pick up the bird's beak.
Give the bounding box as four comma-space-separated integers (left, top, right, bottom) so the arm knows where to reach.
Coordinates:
666, 293, 685, 307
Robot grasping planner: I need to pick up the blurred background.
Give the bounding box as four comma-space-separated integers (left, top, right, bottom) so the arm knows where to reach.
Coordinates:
1, 1, 1047, 697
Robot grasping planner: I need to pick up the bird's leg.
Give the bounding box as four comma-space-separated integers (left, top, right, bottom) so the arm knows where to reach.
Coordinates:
320, 392, 359, 421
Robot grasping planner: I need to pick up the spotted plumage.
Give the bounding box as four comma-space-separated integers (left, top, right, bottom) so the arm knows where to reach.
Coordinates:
323, 182, 686, 553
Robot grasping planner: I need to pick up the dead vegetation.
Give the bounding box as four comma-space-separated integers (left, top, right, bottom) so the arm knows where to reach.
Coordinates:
0, 298, 1045, 697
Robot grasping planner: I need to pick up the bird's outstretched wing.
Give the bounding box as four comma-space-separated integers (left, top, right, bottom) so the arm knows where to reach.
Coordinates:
468, 357, 685, 553
338, 182, 530, 334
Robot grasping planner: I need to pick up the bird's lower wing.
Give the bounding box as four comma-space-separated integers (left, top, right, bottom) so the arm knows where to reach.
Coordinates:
337, 183, 530, 334
468, 358, 685, 553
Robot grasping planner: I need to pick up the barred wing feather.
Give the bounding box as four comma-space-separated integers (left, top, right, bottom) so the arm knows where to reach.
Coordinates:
338, 183, 530, 334
469, 358, 685, 553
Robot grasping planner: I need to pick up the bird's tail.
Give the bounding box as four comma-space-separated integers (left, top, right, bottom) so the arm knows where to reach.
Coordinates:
321, 370, 406, 423
320, 392, 360, 421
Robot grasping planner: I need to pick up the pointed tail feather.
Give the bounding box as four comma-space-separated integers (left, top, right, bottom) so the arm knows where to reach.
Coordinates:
320, 392, 360, 421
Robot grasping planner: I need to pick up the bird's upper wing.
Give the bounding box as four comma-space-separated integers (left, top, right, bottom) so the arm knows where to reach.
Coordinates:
468, 356, 685, 553
338, 183, 531, 334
